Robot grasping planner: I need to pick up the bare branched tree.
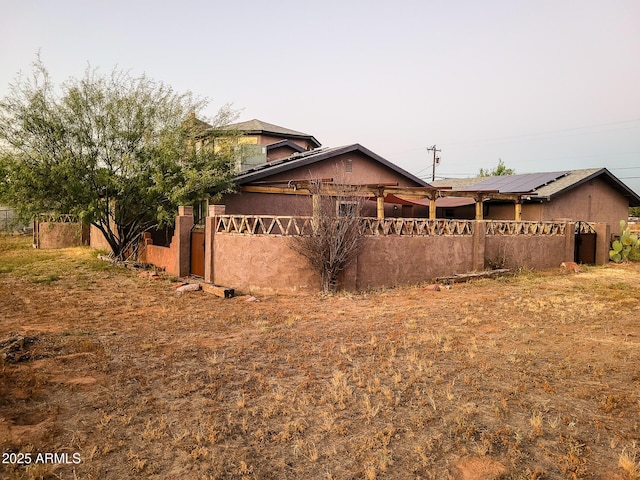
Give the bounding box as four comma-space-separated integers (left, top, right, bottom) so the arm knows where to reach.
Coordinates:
290, 180, 365, 294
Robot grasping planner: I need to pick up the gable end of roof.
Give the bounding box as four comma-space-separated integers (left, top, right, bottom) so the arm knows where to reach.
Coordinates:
543, 168, 640, 207
234, 144, 429, 187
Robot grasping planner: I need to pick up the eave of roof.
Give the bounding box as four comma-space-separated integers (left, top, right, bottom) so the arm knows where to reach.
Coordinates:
537, 168, 640, 206
432, 168, 640, 207
265, 139, 306, 153
234, 144, 429, 187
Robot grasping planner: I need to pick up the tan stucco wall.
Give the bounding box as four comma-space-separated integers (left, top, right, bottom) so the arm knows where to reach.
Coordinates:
224, 152, 424, 216
267, 145, 300, 162
539, 178, 628, 231
36, 222, 86, 249
257, 134, 315, 151
484, 235, 568, 270
486, 203, 521, 220
142, 244, 179, 276
435, 177, 629, 226
255, 151, 422, 187
342, 236, 474, 291
210, 228, 576, 294
212, 233, 474, 294
224, 194, 428, 218
224, 192, 313, 216
479, 177, 629, 225
89, 224, 113, 252
212, 234, 320, 294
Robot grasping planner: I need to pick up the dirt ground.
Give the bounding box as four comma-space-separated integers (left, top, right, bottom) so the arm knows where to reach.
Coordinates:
1, 236, 640, 479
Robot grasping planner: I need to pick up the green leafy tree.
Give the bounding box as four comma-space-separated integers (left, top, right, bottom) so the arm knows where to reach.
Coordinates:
478, 159, 515, 177
630, 207, 640, 217
0, 59, 238, 259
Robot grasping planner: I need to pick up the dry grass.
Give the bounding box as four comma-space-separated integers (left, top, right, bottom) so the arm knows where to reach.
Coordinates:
1, 235, 640, 479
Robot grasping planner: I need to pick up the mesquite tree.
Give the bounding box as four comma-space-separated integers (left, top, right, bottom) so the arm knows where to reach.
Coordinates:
0, 58, 237, 259
290, 181, 365, 293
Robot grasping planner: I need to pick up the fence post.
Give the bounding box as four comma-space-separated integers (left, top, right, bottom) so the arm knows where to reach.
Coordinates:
175, 206, 194, 277
472, 220, 485, 271
33, 218, 38, 248
205, 205, 225, 284
593, 222, 611, 265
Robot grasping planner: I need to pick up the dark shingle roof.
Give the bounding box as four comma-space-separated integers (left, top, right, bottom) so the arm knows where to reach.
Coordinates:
226, 119, 321, 148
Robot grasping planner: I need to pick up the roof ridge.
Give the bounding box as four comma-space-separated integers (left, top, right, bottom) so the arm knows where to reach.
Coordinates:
228, 118, 312, 137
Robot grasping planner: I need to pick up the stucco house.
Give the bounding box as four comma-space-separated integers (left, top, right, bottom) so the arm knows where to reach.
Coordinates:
206, 119, 430, 218
195, 118, 322, 172
224, 143, 430, 218
429, 169, 640, 229
212, 120, 640, 230
137, 120, 640, 284
227, 119, 321, 162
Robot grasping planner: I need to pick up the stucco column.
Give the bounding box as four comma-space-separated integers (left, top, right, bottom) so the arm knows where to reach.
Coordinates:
429, 195, 436, 220
204, 205, 225, 284
175, 206, 194, 277
593, 222, 611, 266
472, 220, 486, 271
564, 222, 576, 263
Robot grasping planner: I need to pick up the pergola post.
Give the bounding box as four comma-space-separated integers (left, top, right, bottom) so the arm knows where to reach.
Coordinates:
376, 195, 385, 219
515, 201, 523, 221
429, 194, 437, 220
475, 195, 484, 220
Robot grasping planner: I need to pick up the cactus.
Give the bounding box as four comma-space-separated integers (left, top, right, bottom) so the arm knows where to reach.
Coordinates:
609, 220, 639, 263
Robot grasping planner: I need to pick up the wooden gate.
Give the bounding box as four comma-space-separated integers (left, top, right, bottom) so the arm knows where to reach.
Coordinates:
574, 222, 596, 264
190, 226, 205, 277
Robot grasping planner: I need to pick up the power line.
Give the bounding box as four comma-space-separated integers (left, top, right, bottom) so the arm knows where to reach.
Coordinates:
440, 118, 640, 147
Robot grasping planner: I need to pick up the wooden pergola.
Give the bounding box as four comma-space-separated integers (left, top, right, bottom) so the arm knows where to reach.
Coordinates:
241, 181, 535, 221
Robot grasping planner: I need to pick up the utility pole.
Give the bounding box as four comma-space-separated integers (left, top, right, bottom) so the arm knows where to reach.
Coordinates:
427, 145, 441, 181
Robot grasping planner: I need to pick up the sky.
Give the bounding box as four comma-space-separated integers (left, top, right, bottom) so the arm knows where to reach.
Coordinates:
2, 0, 640, 194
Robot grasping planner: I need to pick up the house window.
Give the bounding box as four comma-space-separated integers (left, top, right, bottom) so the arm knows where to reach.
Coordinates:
337, 201, 358, 217
238, 144, 267, 171
345, 159, 353, 173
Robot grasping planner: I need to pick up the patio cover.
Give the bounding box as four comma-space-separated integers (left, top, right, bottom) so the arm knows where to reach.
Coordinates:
383, 194, 475, 208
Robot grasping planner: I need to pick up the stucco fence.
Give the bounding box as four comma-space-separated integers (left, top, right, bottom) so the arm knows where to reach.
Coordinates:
210, 218, 609, 294
33, 215, 89, 249
138, 206, 610, 294
30, 207, 610, 293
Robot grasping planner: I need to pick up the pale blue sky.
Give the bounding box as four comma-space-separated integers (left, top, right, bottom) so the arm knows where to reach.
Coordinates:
2, 0, 639, 194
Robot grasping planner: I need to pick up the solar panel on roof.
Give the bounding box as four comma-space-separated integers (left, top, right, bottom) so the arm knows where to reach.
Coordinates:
463, 171, 569, 193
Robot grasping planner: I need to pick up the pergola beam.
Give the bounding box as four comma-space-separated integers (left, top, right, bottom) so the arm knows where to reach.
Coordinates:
239, 184, 536, 221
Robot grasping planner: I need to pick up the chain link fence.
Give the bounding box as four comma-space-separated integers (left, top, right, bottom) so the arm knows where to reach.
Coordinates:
0, 207, 30, 233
